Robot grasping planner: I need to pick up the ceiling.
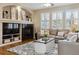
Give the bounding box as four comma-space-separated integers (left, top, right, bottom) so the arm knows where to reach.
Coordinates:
0, 3, 73, 10
19, 3, 72, 10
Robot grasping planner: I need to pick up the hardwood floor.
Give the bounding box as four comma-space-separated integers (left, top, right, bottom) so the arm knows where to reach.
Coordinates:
0, 39, 33, 55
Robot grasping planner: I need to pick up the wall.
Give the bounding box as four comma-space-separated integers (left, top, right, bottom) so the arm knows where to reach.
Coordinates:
32, 11, 40, 32
32, 3, 79, 33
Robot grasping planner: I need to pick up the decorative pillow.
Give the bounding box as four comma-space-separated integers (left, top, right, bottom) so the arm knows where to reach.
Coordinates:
40, 30, 44, 36
50, 30, 58, 35
57, 32, 65, 37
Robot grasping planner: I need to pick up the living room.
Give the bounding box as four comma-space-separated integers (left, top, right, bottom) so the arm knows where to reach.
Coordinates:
31, 3, 79, 55
0, 3, 79, 55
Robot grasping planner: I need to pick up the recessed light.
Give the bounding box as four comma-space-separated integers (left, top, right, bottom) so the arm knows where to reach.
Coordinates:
43, 3, 54, 7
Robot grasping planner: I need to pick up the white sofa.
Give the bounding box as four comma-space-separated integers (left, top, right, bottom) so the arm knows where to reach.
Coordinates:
58, 32, 78, 55
59, 32, 77, 42
58, 41, 79, 55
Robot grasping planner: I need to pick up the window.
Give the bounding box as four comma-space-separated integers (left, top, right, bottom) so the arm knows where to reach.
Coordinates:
72, 10, 79, 30
40, 13, 50, 30
51, 11, 63, 29
40, 8, 79, 34
57, 11, 63, 29
40, 13, 50, 35
73, 10, 79, 19
65, 11, 72, 29
51, 12, 57, 29
64, 10, 79, 30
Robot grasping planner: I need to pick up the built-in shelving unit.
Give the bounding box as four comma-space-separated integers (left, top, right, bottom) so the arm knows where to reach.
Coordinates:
2, 23, 20, 44
0, 19, 33, 47
0, 4, 33, 46
2, 5, 32, 21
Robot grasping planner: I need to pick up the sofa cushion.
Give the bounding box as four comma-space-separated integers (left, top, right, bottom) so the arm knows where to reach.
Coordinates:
50, 30, 58, 35
57, 32, 65, 37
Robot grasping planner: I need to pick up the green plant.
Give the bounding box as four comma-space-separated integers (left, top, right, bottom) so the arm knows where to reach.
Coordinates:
44, 34, 48, 37
75, 30, 79, 32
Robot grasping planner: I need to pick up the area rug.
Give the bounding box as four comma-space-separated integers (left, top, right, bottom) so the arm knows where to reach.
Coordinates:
7, 42, 58, 55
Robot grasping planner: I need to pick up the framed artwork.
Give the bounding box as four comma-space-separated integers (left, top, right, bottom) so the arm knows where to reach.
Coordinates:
21, 10, 26, 20
11, 7, 17, 20
3, 6, 11, 19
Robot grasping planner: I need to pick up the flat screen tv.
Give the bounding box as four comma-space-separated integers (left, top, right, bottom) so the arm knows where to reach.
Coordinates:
3, 23, 13, 35
3, 23, 20, 35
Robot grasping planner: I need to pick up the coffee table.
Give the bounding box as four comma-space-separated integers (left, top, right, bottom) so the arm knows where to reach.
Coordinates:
33, 38, 55, 54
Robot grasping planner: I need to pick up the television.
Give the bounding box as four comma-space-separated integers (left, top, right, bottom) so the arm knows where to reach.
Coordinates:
3, 23, 20, 35
3, 23, 13, 35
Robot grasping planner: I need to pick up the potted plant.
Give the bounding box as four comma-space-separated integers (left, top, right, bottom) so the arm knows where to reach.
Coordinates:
42, 34, 48, 41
